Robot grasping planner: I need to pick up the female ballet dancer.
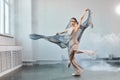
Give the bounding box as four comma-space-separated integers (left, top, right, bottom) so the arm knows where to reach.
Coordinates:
56, 8, 94, 76
30, 8, 94, 76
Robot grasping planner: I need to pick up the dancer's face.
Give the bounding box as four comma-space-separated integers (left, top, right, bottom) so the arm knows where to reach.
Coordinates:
70, 19, 76, 26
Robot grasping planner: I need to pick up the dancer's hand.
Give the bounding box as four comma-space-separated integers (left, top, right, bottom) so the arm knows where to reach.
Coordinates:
85, 8, 90, 11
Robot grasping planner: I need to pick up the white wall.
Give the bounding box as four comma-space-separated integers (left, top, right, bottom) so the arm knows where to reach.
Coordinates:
14, 0, 33, 61
32, 0, 120, 60
14, 0, 120, 61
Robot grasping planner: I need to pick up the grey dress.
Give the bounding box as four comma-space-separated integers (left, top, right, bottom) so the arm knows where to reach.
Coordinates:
29, 9, 93, 52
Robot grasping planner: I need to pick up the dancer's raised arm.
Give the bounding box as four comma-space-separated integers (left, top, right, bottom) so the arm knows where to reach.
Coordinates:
75, 8, 89, 32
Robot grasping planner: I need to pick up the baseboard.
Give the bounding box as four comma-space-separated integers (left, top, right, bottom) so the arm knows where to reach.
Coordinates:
22, 60, 68, 65
22, 60, 36, 66
35, 60, 63, 64
0, 65, 22, 77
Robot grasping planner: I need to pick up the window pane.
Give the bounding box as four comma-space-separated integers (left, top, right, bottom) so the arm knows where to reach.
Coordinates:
5, 3, 9, 34
0, 0, 10, 34
0, 0, 5, 34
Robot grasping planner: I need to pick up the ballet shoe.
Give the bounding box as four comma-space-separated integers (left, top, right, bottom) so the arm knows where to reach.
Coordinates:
72, 72, 81, 76
72, 69, 84, 76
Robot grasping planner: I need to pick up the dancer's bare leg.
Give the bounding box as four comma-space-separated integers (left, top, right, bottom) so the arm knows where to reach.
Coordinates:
68, 50, 83, 76
67, 50, 75, 68
68, 49, 95, 68
68, 50, 81, 68
76, 50, 95, 55
71, 57, 83, 76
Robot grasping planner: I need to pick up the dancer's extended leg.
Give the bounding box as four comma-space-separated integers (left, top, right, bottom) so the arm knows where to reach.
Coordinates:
75, 50, 95, 56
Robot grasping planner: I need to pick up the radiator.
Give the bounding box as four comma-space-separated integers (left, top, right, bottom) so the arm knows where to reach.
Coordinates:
0, 46, 22, 77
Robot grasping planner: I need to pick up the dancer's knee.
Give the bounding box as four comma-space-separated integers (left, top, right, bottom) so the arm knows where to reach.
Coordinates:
69, 50, 77, 62
73, 49, 78, 53
70, 50, 76, 54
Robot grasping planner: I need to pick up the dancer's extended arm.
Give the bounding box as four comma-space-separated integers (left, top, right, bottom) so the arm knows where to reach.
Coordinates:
56, 29, 68, 34
75, 8, 89, 32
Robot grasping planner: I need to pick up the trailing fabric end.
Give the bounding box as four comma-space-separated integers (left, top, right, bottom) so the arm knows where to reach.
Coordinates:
29, 34, 46, 40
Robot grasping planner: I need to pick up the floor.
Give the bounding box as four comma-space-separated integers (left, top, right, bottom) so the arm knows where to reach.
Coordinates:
1, 61, 120, 80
